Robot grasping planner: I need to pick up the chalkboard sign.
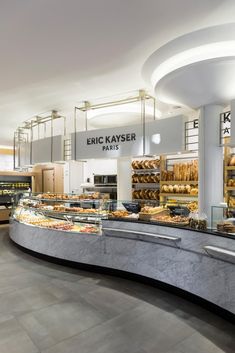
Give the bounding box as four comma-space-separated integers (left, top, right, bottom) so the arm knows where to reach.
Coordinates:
168, 206, 190, 217
122, 202, 141, 214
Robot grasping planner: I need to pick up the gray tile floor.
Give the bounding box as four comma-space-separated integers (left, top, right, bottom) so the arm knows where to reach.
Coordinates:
0, 225, 234, 353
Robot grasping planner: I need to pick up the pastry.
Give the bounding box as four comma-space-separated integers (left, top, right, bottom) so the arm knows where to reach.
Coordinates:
185, 184, 191, 194
173, 184, 179, 193
229, 156, 235, 166
190, 187, 198, 195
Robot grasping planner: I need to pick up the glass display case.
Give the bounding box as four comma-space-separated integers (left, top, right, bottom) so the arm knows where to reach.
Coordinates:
105, 199, 194, 227
11, 193, 208, 235
12, 193, 110, 235
0, 175, 32, 206
211, 205, 235, 234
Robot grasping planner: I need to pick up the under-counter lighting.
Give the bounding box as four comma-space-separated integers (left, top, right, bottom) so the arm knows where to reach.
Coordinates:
151, 40, 235, 88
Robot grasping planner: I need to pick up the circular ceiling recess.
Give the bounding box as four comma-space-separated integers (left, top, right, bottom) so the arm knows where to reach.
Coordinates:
142, 23, 235, 108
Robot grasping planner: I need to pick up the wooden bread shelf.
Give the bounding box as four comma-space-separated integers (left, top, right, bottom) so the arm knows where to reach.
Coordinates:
132, 169, 160, 173
132, 198, 159, 202
225, 166, 235, 170
225, 187, 235, 191
160, 193, 198, 198
132, 183, 159, 187
160, 181, 198, 185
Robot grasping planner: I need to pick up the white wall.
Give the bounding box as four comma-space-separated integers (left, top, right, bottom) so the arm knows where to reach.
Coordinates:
0, 154, 13, 171
64, 160, 84, 193
83, 159, 117, 184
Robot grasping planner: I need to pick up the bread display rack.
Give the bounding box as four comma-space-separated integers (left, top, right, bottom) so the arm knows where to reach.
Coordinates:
131, 157, 199, 204
132, 159, 160, 202
160, 159, 198, 200
224, 149, 235, 206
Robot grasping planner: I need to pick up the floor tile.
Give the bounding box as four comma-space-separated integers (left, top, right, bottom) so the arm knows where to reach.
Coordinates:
79, 286, 141, 318
0, 284, 63, 315
18, 300, 108, 350
174, 332, 234, 353
0, 317, 38, 353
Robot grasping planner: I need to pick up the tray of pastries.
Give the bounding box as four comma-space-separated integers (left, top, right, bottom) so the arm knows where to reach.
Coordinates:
151, 215, 189, 226
139, 206, 169, 221
36, 192, 101, 201
217, 222, 235, 233
108, 210, 130, 218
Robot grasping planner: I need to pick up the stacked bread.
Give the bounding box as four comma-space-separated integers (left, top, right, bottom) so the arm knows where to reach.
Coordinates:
132, 173, 160, 183
228, 197, 235, 207
132, 159, 160, 170
227, 179, 235, 187
161, 160, 198, 181
228, 155, 235, 166
161, 184, 198, 195
132, 189, 159, 200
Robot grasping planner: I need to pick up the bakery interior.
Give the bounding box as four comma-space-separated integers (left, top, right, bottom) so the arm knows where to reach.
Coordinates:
0, 1, 235, 353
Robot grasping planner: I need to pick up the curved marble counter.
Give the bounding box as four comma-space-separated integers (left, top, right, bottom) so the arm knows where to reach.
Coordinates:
9, 218, 235, 317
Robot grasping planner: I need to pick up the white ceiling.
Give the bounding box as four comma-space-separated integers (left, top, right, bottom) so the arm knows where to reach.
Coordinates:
1, 0, 235, 145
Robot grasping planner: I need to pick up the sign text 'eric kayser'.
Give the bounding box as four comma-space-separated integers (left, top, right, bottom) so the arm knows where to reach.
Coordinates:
87, 133, 136, 151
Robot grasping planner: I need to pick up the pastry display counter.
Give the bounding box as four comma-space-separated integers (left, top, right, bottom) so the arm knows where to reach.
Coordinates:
9, 194, 235, 319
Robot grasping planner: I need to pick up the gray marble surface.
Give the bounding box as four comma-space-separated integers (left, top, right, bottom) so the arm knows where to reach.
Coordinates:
9, 219, 235, 315
2, 223, 235, 353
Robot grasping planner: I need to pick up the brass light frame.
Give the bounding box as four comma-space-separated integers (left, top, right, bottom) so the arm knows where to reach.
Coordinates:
73, 90, 156, 160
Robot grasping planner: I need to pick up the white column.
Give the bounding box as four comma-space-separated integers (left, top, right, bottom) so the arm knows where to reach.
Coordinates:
117, 157, 132, 202
230, 99, 235, 145
199, 104, 224, 227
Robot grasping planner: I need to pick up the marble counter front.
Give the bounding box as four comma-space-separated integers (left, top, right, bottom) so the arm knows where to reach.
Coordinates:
9, 219, 235, 317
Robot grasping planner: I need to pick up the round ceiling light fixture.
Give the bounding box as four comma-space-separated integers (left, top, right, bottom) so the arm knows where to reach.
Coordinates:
151, 40, 235, 88
143, 23, 235, 107
87, 102, 162, 120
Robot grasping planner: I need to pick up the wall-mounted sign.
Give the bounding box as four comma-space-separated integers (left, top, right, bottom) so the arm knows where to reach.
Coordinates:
145, 115, 184, 155
184, 118, 199, 152
220, 111, 231, 144
72, 115, 184, 159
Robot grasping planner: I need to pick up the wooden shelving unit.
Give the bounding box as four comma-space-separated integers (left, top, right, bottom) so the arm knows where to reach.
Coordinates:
159, 193, 198, 198
224, 140, 235, 205
132, 183, 159, 187
132, 169, 160, 173
132, 161, 160, 202
225, 186, 235, 191
160, 180, 198, 185
132, 156, 199, 204
132, 198, 159, 202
